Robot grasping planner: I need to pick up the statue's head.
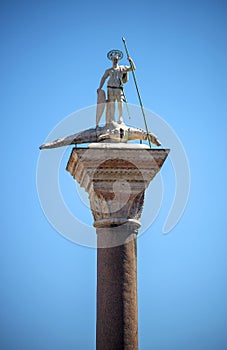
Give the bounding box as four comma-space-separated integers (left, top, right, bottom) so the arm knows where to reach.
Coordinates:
107, 49, 123, 61
111, 56, 120, 65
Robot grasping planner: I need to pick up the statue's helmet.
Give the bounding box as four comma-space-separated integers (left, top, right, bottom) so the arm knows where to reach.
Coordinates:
107, 49, 123, 61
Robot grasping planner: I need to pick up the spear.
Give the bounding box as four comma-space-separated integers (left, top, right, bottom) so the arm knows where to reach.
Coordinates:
122, 36, 152, 148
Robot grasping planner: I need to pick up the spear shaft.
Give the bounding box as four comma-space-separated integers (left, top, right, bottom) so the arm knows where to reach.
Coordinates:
122, 36, 151, 148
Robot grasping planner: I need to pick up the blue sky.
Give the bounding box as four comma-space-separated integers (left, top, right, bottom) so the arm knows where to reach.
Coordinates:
1, 0, 227, 349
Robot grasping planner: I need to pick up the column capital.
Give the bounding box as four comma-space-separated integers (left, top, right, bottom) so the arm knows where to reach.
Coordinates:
66, 144, 169, 233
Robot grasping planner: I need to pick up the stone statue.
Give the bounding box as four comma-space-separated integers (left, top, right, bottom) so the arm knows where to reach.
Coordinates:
97, 49, 135, 126
39, 46, 161, 150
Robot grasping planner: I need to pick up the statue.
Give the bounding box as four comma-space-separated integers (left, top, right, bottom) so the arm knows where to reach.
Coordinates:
39, 39, 161, 150
96, 49, 135, 126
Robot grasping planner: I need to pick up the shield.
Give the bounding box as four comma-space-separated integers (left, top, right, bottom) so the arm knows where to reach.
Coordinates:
96, 89, 106, 126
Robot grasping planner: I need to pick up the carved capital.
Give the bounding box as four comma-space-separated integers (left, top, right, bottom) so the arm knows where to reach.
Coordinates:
66, 144, 169, 232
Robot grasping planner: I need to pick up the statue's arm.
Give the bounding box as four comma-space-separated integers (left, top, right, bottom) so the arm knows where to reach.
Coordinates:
127, 57, 136, 71
97, 70, 109, 92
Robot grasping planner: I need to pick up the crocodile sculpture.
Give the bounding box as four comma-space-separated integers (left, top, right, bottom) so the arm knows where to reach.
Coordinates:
39, 122, 161, 150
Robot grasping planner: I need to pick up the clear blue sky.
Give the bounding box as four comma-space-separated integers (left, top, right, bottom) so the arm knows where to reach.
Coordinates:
1, 0, 227, 349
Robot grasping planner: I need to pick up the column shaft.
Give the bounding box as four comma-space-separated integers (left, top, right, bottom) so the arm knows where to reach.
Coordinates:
96, 226, 138, 350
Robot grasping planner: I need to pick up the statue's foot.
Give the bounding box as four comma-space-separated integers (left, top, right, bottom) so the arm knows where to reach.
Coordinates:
110, 120, 118, 127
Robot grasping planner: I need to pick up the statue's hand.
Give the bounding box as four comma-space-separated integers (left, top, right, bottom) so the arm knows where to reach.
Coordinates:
127, 57, 135, 70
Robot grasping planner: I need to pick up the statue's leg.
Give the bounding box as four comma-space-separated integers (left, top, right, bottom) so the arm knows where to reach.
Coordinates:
117, 90, 124, 124
106, 101, 115, 124
118, 101, 123, 123
111, 101, 115, 123
106, 88, 115, 125
106, 102, 110, 125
